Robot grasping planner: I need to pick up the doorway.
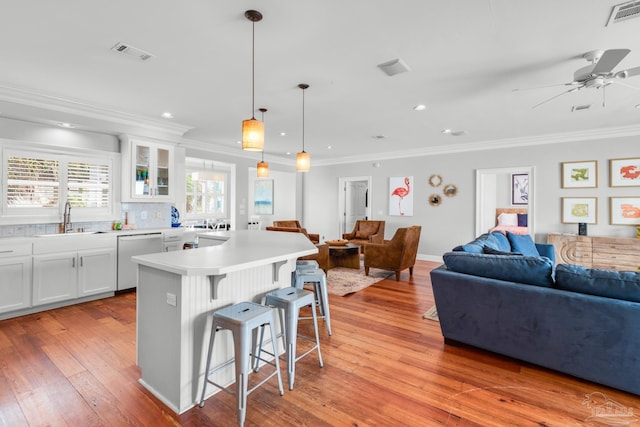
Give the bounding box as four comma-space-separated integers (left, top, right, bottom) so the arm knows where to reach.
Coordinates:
475, 166, 535, 236
338, 176, 372, 236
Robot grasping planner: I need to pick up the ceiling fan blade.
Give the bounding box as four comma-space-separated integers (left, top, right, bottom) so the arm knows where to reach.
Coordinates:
592, 49, 631, 75
531, 87, 581, 109
615, 66, 640, 79
512, 82, 577, 92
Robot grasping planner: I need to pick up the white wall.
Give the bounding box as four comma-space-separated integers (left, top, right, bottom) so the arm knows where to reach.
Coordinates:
247, 168, 296, 226
302, 136, 639, 259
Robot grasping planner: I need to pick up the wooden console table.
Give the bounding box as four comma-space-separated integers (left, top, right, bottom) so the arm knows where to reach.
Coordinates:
547, 233, 640, 272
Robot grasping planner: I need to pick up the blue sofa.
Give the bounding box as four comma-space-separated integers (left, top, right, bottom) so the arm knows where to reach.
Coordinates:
431, 231, 640, 396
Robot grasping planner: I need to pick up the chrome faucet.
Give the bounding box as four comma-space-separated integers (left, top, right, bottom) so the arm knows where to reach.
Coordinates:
63, 201, 72, 233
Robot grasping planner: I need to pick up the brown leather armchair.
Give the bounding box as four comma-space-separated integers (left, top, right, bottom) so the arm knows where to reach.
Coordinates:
272, 220, 320, 244
265, 226, 328, 272
363, 226, 421, 281
342, 220, 385, 252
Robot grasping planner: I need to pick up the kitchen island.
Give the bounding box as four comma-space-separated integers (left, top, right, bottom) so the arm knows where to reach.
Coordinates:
132, 230, 317, 414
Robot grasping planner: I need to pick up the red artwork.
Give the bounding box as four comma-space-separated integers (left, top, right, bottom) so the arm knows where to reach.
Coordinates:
391, 177, 411, 216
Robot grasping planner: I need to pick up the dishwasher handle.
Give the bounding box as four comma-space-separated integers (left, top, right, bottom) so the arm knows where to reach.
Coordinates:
118, 233, 162, 241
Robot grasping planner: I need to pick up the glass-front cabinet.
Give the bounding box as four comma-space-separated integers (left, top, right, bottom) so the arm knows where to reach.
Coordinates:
122, 137, 174, 202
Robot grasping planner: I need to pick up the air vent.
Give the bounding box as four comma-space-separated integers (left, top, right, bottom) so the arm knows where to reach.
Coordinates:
110, 42, 154, 61
571, 104, 591, 112
607, 1, 640, 26
377, 58, 411, 76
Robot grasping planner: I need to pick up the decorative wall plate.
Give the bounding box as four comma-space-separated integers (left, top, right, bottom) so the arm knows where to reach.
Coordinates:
429, 174, 442, 187
429, 194, 442, 206
443, 184, 457, 197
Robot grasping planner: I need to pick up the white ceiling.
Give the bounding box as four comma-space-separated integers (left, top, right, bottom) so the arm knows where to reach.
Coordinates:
1, 1, 640, 165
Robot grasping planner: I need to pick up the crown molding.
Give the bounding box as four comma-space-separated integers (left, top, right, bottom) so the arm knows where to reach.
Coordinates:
0, 83, 194, 137
313, 124, 640, 166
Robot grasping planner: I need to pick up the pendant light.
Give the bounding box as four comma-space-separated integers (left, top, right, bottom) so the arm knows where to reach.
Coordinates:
296, 83, 311, 172
241, 10, 264, 151
257, 108, 269, 177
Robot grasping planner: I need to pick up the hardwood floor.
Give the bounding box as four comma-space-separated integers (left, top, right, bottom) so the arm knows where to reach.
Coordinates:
1, 260, 639, 426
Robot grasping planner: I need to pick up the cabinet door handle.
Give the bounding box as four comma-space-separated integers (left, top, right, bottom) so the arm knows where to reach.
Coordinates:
80, 256, 84, 267
72, 257, 76, 268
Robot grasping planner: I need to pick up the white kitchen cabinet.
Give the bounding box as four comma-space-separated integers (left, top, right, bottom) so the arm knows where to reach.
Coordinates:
121, 136, 175, 202
33, 251, 78, 305
32, 234, 117, 306
0, 242, 32, 314
77, 248, 116, 296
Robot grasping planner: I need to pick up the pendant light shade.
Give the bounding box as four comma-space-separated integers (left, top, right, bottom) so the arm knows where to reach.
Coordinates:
257, 108, 269, 177
296, 83, 311, 172
242, 10, 264, 152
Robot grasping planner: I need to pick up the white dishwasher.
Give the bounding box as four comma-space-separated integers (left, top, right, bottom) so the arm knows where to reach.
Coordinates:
117, 233, 163, 291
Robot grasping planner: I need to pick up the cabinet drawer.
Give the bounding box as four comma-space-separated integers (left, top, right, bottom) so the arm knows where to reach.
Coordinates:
0, 242, 32, 258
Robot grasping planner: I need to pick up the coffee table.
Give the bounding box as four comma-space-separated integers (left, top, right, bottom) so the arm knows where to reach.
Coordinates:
328, 243, 360, 270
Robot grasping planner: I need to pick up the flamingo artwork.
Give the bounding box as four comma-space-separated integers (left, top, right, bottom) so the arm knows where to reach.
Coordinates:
391, 176, 411, 216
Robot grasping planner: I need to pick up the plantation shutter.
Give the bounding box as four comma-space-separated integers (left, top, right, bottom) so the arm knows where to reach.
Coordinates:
67, 160, 111, 208
6, 156, 60, 209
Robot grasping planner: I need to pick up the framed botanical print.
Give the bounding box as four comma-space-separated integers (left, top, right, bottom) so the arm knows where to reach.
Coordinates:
562, 197, 597, 224
511, 173, 528, 205
610, 158, 640, 187
610, 197, 640, 225
561, 160, 597, 188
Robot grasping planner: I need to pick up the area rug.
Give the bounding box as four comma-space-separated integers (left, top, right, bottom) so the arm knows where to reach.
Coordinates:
423, 305, 439, 322
323, 267, 393, 296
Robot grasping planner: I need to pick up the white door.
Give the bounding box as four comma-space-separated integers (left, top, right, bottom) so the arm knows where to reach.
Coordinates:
338, 177, 372, 236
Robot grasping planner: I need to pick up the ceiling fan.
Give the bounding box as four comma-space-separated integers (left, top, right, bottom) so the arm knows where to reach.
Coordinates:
522, 49, 640, 108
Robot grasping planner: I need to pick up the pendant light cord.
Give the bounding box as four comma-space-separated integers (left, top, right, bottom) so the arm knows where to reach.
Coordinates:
251, 20, 256, 120
302, 87, 305, 152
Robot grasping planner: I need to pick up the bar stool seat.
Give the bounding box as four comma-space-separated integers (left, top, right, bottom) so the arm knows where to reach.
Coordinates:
256, 287, 323, 390
199, 301, 284, 426
294, 268, 332, 336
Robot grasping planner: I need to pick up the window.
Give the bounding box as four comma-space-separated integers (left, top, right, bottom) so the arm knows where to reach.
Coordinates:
2, 148, 114, 221
185, 158, 229, 219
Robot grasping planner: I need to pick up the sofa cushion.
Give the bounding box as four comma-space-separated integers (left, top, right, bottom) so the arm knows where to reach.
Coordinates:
443, 251, 555, 287
555, 264, 640, 303
506, 231, 539, 257
490, 231, 511, 251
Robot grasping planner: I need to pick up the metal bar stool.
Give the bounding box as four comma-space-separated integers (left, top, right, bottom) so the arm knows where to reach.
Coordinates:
293, 260, 319, 285
199, 301, 284, 426
294, 268, 332, 336
256, 287, 323, 390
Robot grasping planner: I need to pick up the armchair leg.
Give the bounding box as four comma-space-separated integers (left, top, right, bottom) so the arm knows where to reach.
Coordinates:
409, 266, 414, 276
364, 266, 370, 276
395, 271, 400, 281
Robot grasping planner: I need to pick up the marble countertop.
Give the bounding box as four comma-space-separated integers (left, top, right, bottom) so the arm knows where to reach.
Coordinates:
132, 230, 317, 276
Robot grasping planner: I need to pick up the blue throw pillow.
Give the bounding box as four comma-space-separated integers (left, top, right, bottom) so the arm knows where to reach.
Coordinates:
555, 264, 640, 303
443, 251, 555, 287
489, 231, 511, 252
506, 231, 539, 257
517, 213, 528, 227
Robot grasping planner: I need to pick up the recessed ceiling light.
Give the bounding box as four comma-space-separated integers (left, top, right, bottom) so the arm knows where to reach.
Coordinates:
413, 104, 427, 111
280, 132, 286, 136
236, 140, 241, 144
327, 145, 332, 149
286, 151, 291, 155
441, 128, 466, 136
58, 122, 75, 128
161, 112, 174, 119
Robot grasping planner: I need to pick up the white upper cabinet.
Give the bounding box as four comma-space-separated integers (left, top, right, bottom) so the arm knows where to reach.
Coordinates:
121, 136, 175, 202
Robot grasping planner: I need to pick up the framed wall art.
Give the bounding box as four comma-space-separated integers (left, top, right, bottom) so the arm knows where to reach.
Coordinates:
610, 197, 640, 225
511, 173, 529, 205
561, 160, 597, 188
254, 179, 273, 215
610, 158, 640, 187
562, 197, 597, 224
389, 176, 413, 216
